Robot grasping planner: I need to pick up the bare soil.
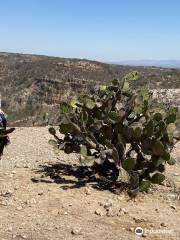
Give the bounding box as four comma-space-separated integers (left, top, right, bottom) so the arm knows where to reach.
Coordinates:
0, 127, 180, 240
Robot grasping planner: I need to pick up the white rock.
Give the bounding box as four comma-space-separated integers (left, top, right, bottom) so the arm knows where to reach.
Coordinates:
17, 206, 23, 211
21, 235, 27, 239
84, 188, 91, 195
119, 208, 128, 214
167, 194, 176, 201
94, 209, 103, 216
104, 199, 113, 209
30, 198, 37, 204
128, 227, 134, 232
170, 205, 176, 210
71, 227, 81, 235
7, 226, 13, 232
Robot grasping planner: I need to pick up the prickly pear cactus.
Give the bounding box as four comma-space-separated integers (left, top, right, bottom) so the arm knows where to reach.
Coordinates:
49, 71, 179, 194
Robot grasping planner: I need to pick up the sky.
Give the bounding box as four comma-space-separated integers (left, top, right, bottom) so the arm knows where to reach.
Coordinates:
0, 0, 180, 61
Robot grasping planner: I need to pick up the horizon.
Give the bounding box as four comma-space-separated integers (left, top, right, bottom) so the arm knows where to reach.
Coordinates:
0, 0, 180, 61
1, 51, 180, 64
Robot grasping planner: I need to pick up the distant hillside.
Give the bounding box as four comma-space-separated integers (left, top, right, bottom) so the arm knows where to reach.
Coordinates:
0, 52, 180, 126
112, 60, 180, 68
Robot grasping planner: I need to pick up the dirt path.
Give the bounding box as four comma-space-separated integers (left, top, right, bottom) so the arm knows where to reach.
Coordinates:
0, 127, 180, 240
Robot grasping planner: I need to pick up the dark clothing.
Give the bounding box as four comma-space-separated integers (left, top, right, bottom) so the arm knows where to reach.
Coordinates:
0, 113, 7, 129
0, 112, 9, 157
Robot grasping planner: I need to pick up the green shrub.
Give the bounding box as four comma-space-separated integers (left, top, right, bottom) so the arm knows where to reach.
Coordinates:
49, 71, 179, 194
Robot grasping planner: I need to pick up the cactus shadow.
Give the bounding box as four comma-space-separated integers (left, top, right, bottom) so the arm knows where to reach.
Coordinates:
34, 162, 128, 194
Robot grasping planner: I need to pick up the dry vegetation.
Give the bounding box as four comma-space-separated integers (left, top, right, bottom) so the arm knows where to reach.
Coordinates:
0, 52, 180, 126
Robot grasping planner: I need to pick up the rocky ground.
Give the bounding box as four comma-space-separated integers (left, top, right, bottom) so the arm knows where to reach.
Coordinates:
0, 127, 180, 240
